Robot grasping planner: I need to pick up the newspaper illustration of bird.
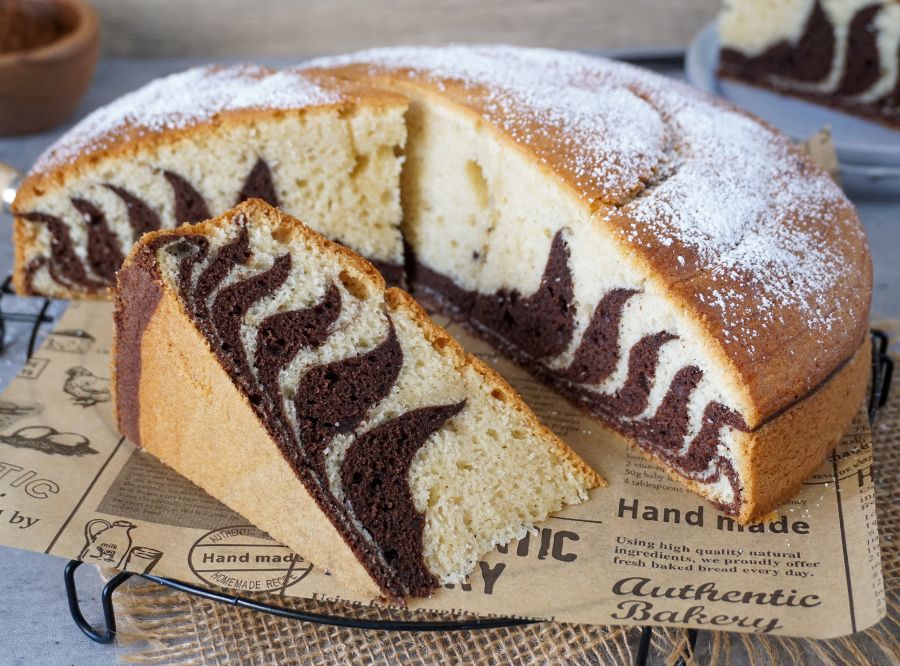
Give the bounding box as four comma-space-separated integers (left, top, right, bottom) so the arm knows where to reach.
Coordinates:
63, 366, 111, 407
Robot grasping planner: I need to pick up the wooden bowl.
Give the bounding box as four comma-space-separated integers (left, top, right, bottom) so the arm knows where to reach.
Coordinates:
0, 0, 99, 136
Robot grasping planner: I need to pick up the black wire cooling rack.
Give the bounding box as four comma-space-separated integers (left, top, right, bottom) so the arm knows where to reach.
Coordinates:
0, 277, 893, 666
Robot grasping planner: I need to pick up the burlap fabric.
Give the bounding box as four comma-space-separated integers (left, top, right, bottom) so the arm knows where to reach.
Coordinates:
105, 323, 900, 665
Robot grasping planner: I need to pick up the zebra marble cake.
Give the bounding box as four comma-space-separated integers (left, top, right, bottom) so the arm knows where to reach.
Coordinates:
15, 46, 872, 529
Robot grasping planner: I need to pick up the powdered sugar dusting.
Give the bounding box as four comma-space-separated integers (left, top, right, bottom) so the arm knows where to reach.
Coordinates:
33, 66, 341, 174
612, 76, 866, 353
308, 45, 671, 203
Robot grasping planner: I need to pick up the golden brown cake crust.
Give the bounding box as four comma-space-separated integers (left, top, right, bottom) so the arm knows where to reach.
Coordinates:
734, 337, 871, 523
18, 51, 872, 431
22, 48, 872, 525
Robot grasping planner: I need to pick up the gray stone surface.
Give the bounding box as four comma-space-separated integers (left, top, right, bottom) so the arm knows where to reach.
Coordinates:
0, 57, 896, 665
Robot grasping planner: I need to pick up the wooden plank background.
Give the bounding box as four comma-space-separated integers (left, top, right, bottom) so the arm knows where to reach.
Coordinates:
93, 0, 720, 57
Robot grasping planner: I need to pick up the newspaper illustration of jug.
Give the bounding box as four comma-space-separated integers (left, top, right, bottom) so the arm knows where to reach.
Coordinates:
80, 519, 135, 568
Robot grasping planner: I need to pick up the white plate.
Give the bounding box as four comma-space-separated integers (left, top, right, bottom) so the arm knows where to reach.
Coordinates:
685, 22, 900, 195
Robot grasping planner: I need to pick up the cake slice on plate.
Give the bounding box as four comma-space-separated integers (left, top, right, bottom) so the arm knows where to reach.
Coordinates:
113, 198, 602, 600
718, 0, 900, 128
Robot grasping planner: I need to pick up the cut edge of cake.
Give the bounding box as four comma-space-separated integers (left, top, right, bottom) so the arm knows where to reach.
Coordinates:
12, 66, 410, 298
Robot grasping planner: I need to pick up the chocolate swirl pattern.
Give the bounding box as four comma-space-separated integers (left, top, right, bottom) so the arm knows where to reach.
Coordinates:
71, 198, 125, 284
719, 1, 900, 127
836, 5, 883, 95
470, 231, 575, 360
341, 401, 466, 596
104, 184, 162, 237
210, 253, 294, 379
720, 1, 836, 84
17, 158, 403, 294
164, 170, 211, 224
154, 224, 465, 598
292, 323, 402, 478
416, 231, 749, 513
254, 283, 342, 390
560, 288, 637, 385
18, 211, 107, 291
593, 331, 679, 419
237, 158, 280, 207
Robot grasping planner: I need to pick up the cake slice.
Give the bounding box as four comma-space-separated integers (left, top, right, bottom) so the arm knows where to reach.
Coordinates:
113, 198, 602, 600
718, 0, 900, 128
13, 65, 408, 298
